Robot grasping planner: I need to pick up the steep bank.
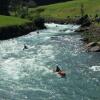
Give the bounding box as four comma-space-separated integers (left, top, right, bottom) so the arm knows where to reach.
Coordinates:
0, 22, 46, 40
0, 23, 35, 40
0, 16, 45, 40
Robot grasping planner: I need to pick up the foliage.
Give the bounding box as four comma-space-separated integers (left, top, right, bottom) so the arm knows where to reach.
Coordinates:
15, 5, 28, 18
34, 16, 45, 28
9, 0, 36, 18
27, 0, 37, 8
33, 0, 72, 5
0, 0, 9, 15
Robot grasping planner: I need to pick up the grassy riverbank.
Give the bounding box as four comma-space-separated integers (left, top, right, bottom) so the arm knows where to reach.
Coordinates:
0, 15, 46, 40
29, 0, 100, 20
0, 15, 30, 27
0, 15, 34, 40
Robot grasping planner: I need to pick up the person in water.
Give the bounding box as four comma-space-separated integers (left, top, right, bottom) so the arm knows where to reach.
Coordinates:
23, 44, 28, 50
55, 66, 66, 77
37, 31, 39, 34
56, 66, 61, 72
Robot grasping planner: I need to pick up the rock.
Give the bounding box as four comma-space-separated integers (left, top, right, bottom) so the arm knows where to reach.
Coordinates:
95, 17, 100, 23
75, 28, 85, 32
81, 20, 91, 27
85, 42, 100, 52
75, 27, 89, 32
88, 46, 100, 52
97, 42, 100, 45
86, 42, 97, 47
80, 38, 89, 42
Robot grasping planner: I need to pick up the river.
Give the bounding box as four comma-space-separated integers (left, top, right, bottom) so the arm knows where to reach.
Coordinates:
0, 23, 100, 100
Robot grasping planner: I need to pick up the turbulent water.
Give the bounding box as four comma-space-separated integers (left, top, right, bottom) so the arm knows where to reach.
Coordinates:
0, 23, 100, 100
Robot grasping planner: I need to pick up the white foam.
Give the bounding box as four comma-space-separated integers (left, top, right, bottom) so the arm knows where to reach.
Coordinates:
65, 30, 74, 33
90, 66, 100, 71
0, 58, 21, 80
37, 45, 55, 58
2, 56, 53, 79
45, 23, 59, 28
45, 23, 80, 31
0, 39, 22, 55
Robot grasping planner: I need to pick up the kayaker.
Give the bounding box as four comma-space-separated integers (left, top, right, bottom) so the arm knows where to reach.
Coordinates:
58, 71, 66, 77
56, 66, 61, 72
23, 44, 28, 50
37, 31, 39, 34
55, 66, 66, 77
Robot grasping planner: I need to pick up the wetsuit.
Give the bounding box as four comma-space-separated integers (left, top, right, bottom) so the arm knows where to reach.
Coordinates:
56, 66, 61, 72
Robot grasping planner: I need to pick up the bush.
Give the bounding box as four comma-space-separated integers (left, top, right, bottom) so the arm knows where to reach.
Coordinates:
76, 14, 91, 27
34, 17, 46, 29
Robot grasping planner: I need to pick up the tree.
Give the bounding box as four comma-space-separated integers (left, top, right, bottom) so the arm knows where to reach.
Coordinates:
27, 0, 36, 8
9, 0, 36, 18
80, 3, 85, 17
0, 0, 9, 15
34, 0, 71, 5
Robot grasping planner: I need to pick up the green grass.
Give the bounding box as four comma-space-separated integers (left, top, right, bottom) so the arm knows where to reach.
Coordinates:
29, 0, 100, 20
0, 15, 30, 27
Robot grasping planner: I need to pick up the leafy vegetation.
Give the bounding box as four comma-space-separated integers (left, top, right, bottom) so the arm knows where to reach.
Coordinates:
0, 0, 9, 15
33, 0, 71, 5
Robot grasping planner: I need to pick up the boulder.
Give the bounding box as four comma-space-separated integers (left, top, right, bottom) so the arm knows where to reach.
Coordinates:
97, 42, 100, 45
88, 46, 100, 52
86, 42, 97, 47
95, 17, 100, 23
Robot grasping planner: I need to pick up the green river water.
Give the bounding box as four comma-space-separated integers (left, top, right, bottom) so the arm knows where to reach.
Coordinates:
0, 23, 100, 100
